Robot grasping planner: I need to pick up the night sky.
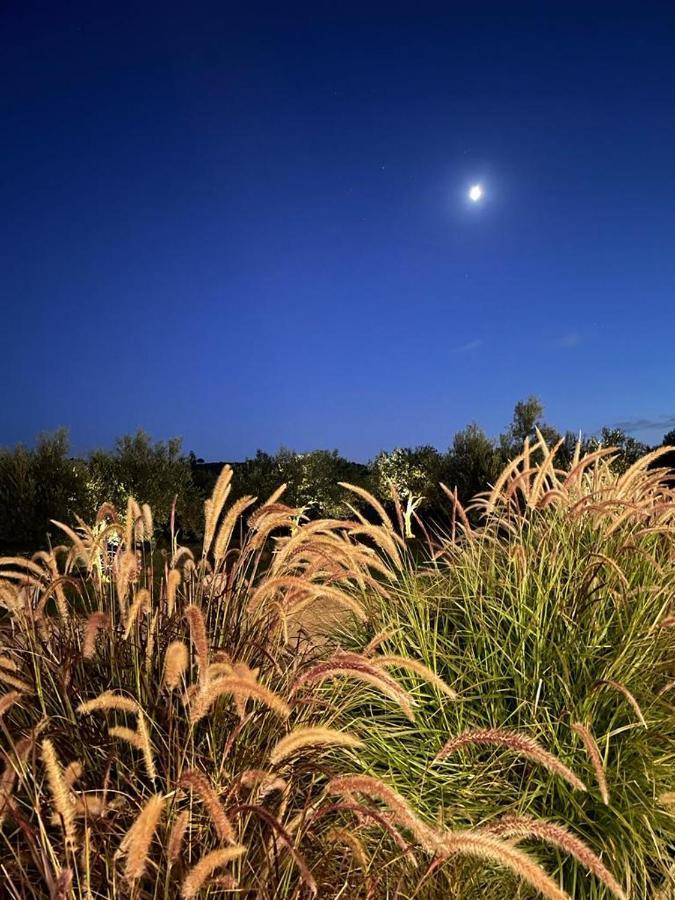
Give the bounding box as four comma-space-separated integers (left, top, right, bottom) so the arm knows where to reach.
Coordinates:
3, 2, 675, 460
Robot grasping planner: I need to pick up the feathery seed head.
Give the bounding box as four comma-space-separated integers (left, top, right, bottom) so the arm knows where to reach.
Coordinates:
181, 846, 245, 899
164, 641, 189, 690
168, 809, 190, 863
437, 830, 570, 900
433, 728, 587, 792
328, 774, 437, 852
571, 722, 609, 805
180, 769, 235, 844
484, 815, 626, 899
185, 605, 209, 677
77, 692, 140, 716
82, 612, 110, 659
270, 727, 363, 766
119, 794, 164, 882
41, 738, 77, 850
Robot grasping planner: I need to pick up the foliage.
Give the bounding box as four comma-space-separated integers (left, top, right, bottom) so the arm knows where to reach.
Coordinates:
371, 445, 445, 509
444, 423, 501, 506
499, 395, 561, 461
195, 450, 371, 520
87, 430, 201, 533
0, 431, 201, 549
658, 431, 675, 482
587, 427, 651, 475
0, 430, 88, 549
273, 448, 369, 517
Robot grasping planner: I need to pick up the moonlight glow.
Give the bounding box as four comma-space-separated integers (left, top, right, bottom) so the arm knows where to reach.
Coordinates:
468, 183, 483, 202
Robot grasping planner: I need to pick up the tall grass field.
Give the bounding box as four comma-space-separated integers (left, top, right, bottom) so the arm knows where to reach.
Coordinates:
0, 436, 672, 898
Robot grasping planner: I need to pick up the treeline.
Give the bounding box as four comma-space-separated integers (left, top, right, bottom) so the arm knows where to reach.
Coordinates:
0, 431, 198, 550
1, 397, 674, 550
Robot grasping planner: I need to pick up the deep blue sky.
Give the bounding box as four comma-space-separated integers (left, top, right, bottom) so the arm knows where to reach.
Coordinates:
2, 2, 675, 460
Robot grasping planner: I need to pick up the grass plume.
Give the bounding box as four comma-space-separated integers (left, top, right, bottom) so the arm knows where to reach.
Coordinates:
485, 815, 627, 899
118, 793, 164, 882
82, 611, 110, 659
436, 830, 569, 900
168, 809, 189, 863
270, 727, 363, 765
164, 640, 189, 690
180, 769, 235, 844
181, 846, 245, 899
328, 774, 437, 852
433, 727, 587, 792
77, 691, 140, 716
41, 739, 77, 850
571, 722, 610, 805
370, 654, 458, 698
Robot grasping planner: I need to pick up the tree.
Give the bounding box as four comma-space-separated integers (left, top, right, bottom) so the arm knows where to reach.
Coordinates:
281, 449, 368, 517
231, 451, 283, 505
656, 429, 675, 480
371, 446, 444, 510
0, 430, 88, 549
585, 427, 650, 474
87, 431, 200, 533
445, 423, 501, 504
499, 396, 561, 461
226, 448, 370, 518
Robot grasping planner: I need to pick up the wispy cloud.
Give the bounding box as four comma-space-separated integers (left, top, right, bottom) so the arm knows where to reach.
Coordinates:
609, 415, 675, 434
454, 339, 483, 353
558, 331, 582, 348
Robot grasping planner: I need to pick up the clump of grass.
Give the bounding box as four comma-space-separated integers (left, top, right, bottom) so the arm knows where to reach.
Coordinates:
342, 435, 674, 898
0, 467, 430, 897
